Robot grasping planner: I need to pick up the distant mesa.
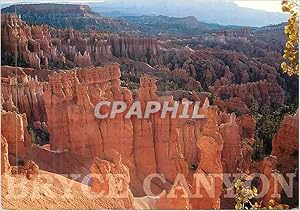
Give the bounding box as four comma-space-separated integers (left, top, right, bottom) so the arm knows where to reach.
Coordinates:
1, 3, 129, 32
1, 3, 254, 36
2, 4, 97, 16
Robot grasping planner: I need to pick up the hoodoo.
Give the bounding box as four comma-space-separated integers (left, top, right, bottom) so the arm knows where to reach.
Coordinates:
1, 4, 298, 210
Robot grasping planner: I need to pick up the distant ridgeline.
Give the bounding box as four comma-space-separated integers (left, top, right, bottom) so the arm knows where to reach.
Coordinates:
119, 15, 234, 36
2, 3, 246, 36
1, 4, 130, 32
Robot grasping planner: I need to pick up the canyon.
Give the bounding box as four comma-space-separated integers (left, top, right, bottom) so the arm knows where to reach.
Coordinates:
1, 11, 298, 210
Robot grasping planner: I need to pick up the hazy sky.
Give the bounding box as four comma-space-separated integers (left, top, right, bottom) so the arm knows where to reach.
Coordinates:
1, 0, 283, 13
234, 0, 283, 13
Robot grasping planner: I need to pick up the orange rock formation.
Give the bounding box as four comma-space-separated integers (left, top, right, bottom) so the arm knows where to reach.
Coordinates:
1, 135, 11, 174
214, 80, 285, 107
90, 150, 134, 208
1, 111, 26, 160
272, 110, 299, 162
0, 61, 292, 209
1, 14, 161, 68
1, 71, 47, 123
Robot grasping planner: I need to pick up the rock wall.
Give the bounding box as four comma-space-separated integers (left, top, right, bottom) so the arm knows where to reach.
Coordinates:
258, 156, 283, 207
156, 184, 191, 209
110, 35, 160, 61
219, 113, 242, 173
90, 150, 134, 209
214, 97, 250, 115
1, 63, 258, 209
271, 109, 298, 180
1, 14, 57, 69
1, 14, 31, 57
214, 80, 285, 107
272, 110, 299, 160
1, 111, 26, 160
1, 135, 10, 174
1, 73, 46, 123
74, 51, 92, 67
40, 64, 254, 208
1, 65, 50, 80
190, 105, 224, 209
43, 65, 120, 155
1, 14, 161, 68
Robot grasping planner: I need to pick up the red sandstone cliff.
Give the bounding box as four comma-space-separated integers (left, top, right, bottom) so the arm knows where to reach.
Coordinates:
0, 62, 295, 209
1, 135, 10, 174
272, 110, 299, 160
1, 14, 161, 69
272, 110, 299, 176
214, 80, 285, 108
90, 150, 134, 209
43, 65, 254, 208
1, 111, 26, 160
1, 63, 255, 208
1, 73, 46, 123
